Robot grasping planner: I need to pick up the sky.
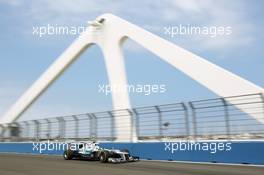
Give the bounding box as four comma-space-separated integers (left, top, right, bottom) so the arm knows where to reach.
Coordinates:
0, 0, 263, 121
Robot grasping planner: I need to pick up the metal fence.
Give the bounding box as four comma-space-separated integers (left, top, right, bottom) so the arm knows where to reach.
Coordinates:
1, 93, 264, 142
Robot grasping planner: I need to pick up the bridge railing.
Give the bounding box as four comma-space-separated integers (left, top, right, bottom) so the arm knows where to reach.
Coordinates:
1, 93, 264, 142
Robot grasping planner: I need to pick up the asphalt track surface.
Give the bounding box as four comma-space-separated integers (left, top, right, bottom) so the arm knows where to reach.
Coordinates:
0, 154, 263, 175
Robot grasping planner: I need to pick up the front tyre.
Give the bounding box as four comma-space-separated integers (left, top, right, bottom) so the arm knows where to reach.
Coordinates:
63, 150, 73, 160
99, 151, 109, 163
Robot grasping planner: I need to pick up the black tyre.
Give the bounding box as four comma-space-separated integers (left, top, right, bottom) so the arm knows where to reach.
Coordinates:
63, 150, 73, 160
99, 151, 109, 163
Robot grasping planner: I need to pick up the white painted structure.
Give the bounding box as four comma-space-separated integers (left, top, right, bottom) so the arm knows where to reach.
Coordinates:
0, 14, 263, 141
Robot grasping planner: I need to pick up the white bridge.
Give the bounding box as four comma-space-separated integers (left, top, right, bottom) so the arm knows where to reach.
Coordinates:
0, 14, 263, 141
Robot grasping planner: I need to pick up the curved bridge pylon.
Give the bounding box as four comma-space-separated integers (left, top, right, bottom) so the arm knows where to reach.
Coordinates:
0, 14, 263, 141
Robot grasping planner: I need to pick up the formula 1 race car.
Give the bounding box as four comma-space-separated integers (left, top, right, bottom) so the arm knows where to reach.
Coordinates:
63, 142, 139, 163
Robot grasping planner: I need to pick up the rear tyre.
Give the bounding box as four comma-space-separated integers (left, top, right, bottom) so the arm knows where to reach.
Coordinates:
99, 151, 109, 163
63, 150, 73, 160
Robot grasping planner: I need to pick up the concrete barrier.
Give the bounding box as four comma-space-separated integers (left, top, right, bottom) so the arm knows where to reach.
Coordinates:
0, 141, 263, 165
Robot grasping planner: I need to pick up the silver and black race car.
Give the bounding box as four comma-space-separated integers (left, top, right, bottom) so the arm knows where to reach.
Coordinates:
63, 142, 139, 163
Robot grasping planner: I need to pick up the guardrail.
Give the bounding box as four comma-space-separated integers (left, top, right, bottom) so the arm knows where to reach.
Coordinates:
1, 93, 264, 142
